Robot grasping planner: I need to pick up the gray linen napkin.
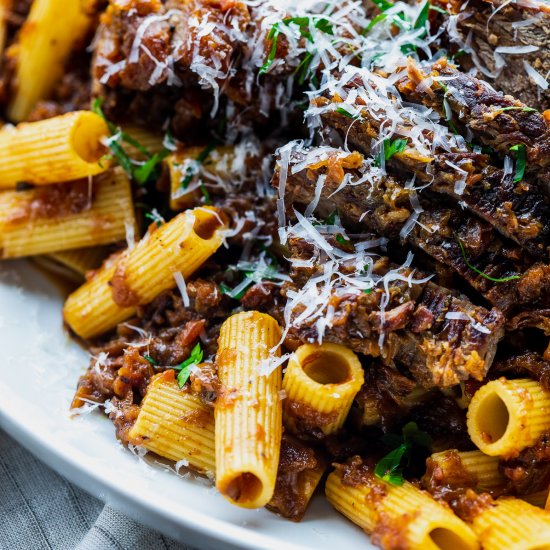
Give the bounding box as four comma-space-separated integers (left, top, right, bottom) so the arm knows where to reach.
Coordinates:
0, 430, 190, 550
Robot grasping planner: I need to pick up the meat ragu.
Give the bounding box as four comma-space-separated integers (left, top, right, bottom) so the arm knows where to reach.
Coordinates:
3, 0, 550, 546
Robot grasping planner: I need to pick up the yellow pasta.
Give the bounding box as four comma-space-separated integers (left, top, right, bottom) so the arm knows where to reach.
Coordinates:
7, 0, 91, 121
428, 450, 504, 491
63, 206, 227, 339
0, 169, 135, 258
467, 378, 550, 457
128, 372, 215, 476
168, 145, 234, 210
470, 497, 550, 550
283, 343, 364, 436
48, 247, 109, 277
121, 125, 166, 158
326, 459, 479, 550
215, 311, 283, 509
0, 112, 110, 188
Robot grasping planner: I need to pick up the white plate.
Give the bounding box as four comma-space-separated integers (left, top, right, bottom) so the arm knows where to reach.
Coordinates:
0, 260, 372, 550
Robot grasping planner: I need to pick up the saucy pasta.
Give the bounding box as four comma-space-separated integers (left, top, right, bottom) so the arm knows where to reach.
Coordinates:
2, 0, 550, 548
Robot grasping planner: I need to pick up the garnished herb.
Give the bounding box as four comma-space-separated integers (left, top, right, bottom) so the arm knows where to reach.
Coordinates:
383, 138, 408, 161
143, 354, 157, 366
363, 288, 373, 294
221, 255, 289, 300
414, 1, 430, 29
260, 16, 334, 78
364, 12, 388, 33
336, 107, 359, 120
457, 238, 521, 283
372, 0, 394, 11
335, 233, 350, 246
509, 143, 527, 183
375, 422, 431, 486
92, 98, 169, 185
173, 343, 204, 388
295, 52, 314, 85
144, 209, 164, 228
325, 211, 338, 225
498, 106, 537, 113
180, 141, 218, 188
259, 23, 281, 74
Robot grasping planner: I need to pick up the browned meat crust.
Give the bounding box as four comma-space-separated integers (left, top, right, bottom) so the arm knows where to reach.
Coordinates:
285, 239, 505, 388
447, 0, 550, 111
314, 83, 550, 256
266, 434, 327, 521
279, 146, 550, 314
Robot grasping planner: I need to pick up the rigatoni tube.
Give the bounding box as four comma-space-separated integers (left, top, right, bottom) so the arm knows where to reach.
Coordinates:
0, 111, 109, 188
63, 206, 227, 339
128, 371, 215, 476
326, 457, 479, 550
283, 343, 364, 436
467, 378, 550, 456
0, 169, 134, 258
427, 450, 504, 492
7, 0, 91, 121
215, 311, 283, 509
470, 497, 550, 550
47, 246, 109, 277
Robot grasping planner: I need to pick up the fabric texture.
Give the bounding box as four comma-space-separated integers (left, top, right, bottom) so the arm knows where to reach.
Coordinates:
0, 430, 190, 550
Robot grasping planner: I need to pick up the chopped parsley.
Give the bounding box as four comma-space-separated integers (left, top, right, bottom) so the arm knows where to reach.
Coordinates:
144, 209, 164, 228
375, 422, 431, 486
221, 255, 288, 300
260, 23, 281, 74
509, 143, 527, 183
498, 106, 537, 114
457, 238, 521, 283
380, 138, 408, 163
92, 98, 170, 185
260, 16, 333, 79
413, 1, 430, 29
371, 0, 394, 11
173, 343, 204, 388
143, 354, 158, 366
180, 141, 218, 189
334, 233, 350, 246
336, 107, 360, 120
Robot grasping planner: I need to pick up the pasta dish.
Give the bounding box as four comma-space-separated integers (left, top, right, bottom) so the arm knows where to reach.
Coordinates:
2, 0, 550, 548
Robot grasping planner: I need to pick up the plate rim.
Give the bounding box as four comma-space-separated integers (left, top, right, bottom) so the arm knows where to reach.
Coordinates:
0, 388, 310, 550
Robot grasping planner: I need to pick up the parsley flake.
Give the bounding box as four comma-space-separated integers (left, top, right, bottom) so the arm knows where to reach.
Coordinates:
509, 143, 527, 183
375, 422, 432, 486
457, 238, 521, 283
92, 98, 169, 185
174, 343, 204, 388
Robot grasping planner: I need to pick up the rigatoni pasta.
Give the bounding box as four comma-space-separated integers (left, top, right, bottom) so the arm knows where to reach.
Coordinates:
0, 112, 109, 188
283, 343, 364, 436
128, 371, 215, 477
0, 168, 134, 258
470, 497, 550, 550
215, 311, 283, 509
427, 450, 504, 492
326, 458, 479, 550
467, 378, 550, 457
63, 206, 227, 339
47, 246, 109, 277
6, 0, 91, 121
4, 0, 550, 546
